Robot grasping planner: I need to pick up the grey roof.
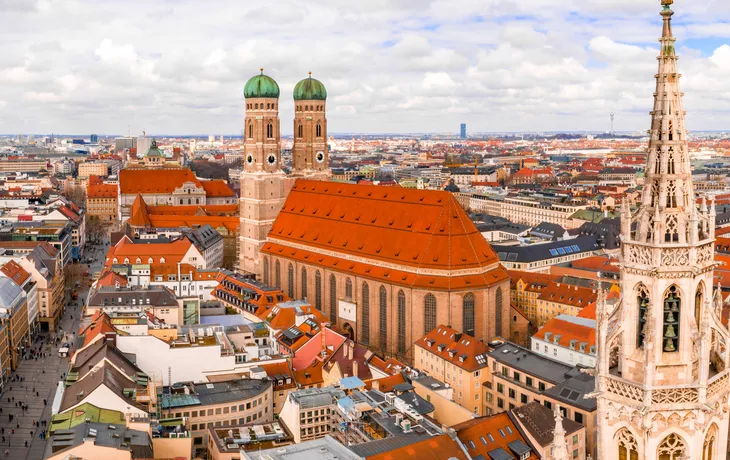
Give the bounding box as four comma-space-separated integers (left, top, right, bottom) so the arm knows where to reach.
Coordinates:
531, 222, 566, 240
45, 422, 152, 459
511, 402, 582, 447
396, 392, 434, 415
487, 447, 516, 460
289, 387, 345, 409
349, 434, 432, 458
542, 367, 597, 412
0, 277, 23, 311
183, 224, 223, 251
87, 285, 177, 308
243, 435, 363, 460
492, 235, 600, 264
195, 379, 271, 406
489, 342, 572, 385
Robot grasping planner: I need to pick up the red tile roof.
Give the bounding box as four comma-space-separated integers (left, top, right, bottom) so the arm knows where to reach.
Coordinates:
453, 413, 537, 460
538, 282, 596, 309
535, 315, 596, 351
366, 433, 468, 460
104, 237, 193, 267
200, 180, 235, 197
0, 260, 30, 286
414, 324, 489, 372
267, 179, 500, 272
119, 168, 200, 195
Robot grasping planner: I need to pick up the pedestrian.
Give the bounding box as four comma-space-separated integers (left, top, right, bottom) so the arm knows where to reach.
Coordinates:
43, 399, 47, 406
11, 429, 14, 435
23, 441, 26, 448
5, 448, 9, 456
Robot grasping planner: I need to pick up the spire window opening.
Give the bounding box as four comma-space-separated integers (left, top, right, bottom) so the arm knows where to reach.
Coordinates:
665, 215, 679, 243
666, 182, 677, 208
667, 148, 675, 174
662, 286, 680, 353
637, 285, 649, 348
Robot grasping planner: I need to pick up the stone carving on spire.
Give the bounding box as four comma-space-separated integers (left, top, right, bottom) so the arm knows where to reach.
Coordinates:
551, 405, 569, 460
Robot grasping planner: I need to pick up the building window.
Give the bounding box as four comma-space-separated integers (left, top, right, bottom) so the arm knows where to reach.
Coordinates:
288, 263, 294, 298
267, 121, 274, 139
574, 412, 583, 424
345, 278, 352, 300
316, 123, 322, 137
362, 283, 370, 345
263, 257, 269, 285
663, 285, 680, 353
462, 293, 475, 337
301, 267, 308, 300
329, 274, 337, 323
275, 261, 281, 289
297, 124, 303, 138
397, 290, 406, 355
248, 122, 253, 139
315, 271, 322, 310
495, 287, 503, 337
424, 293, 437, 335
379, 286, 387, 351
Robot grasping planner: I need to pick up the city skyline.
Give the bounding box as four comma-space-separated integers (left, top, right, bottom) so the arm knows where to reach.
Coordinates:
0, 0, 728, 135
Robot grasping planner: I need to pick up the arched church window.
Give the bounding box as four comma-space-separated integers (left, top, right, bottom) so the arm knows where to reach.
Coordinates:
704, 425, 718, 460
663, 286, 680, 353
287, 263, 294, 298
263, 257, 269, 285
397, 290, 406, 355
315, 271, 322, 310
463, 293, 475, 337
361, 283, 370, 345
637, 284, 649, 347
316, 123, 322, 137
424, 293, 437, 336
248, 122, 253, 139
664, 214, 679, 243
301, 267, 308, 300
345, 278, 353, 300
329, 274, 337, 323
658, 433, 686, 460
267, 122, 274, 139
275, 261, 281, 289
616, 428, 638, 460
495, 287, 503, 337
379, 286, 387, 351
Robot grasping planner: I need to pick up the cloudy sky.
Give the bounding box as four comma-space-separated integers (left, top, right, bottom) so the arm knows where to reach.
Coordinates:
0, 0, 729, 135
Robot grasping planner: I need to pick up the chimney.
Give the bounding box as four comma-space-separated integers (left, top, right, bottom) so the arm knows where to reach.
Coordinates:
353, 361, 358, 378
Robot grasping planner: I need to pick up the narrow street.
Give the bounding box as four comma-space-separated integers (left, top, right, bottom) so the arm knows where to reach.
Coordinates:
0, 240, 107, 460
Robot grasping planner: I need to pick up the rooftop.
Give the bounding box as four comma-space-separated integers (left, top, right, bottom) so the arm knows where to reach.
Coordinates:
488, 342, 572, 385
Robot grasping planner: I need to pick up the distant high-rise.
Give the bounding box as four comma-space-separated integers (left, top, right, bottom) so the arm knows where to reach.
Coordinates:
114, 137, 135, 152
90, 134, 99, 143
460, 123, 467, 139
137, 135, 152, 158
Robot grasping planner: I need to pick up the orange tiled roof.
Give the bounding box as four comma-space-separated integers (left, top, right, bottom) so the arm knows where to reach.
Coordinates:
137, 204, 239, 216
570, 256, 620, 274
264, 303, 329, 330
200, 180, 235, 197
128, 195, 151, 227
96, 271, 128, 288
104, 237, 192, 267
508, 270, 560, 291
453, 413, 537, 460
367, 433, 468, 460
119, 168, 200, 194
367, 373, 406, 393
535, 315, 596, 351
147, 215, 239, 232
293, 361, 324, 387
263, 241, 508, 291
267, 179, 500, 272
78, 311, 116, 348
414, 324, 489, 372
538, 281, 596, 308
87, 184, 118, 199
0, 260, 30, 286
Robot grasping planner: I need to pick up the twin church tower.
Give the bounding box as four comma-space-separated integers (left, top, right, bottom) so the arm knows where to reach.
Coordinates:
239, 70, 330, 276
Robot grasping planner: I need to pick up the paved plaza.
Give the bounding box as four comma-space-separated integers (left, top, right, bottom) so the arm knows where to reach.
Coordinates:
0, 241, 108, 460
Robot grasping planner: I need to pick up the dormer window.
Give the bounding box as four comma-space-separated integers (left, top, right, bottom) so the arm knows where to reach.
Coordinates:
544, 332, 552, 341
569, 339, 577, 350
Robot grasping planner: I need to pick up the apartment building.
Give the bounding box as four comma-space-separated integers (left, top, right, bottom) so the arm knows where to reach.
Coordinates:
483, 342, 597, 458
278, 387, 345, 444
413, 325, 491, 416
509, 270, 560, 324
87, 182, 118, 222
531, 315, 596, 368
78, 161, 108, 179
160, 379, 273, 452
535, 282, 596, 327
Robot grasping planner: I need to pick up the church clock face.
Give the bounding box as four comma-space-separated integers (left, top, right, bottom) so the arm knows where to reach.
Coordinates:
316, 151, 325, 163
246, 154, 254, 165
267, 154, 277, 166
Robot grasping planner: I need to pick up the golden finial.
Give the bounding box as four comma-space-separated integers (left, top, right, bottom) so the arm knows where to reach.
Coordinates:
308, 71, 312, 76
260, 67, 264, 74
661, 0, 673, 5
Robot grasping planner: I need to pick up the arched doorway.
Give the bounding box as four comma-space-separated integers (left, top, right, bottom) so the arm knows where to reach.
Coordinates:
342, 323, 355, 341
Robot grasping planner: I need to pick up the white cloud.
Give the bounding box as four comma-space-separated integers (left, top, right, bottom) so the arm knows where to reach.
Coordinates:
0, 0, 727, 134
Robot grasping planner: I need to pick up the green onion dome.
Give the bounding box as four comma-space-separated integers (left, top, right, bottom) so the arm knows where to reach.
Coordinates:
293, 73, 327, 101
244, 69, 280, 99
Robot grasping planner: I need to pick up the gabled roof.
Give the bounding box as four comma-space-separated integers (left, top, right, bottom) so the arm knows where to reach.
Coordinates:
414, 324, 489, 371
59, 362, 140, 412
537, 282, 597, 309
77, 311, 115, 348
200, 179, 235, 197
534, 314, 596, 353
365, 433, 468, 460
511, 402, 582, 447
104, 236, 193, 267
128, 194, 151, 227
267, 179, 501, 272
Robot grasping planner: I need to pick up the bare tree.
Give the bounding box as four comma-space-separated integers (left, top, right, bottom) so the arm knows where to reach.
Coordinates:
86, 216, 107, 244
63, 185, 86, 209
